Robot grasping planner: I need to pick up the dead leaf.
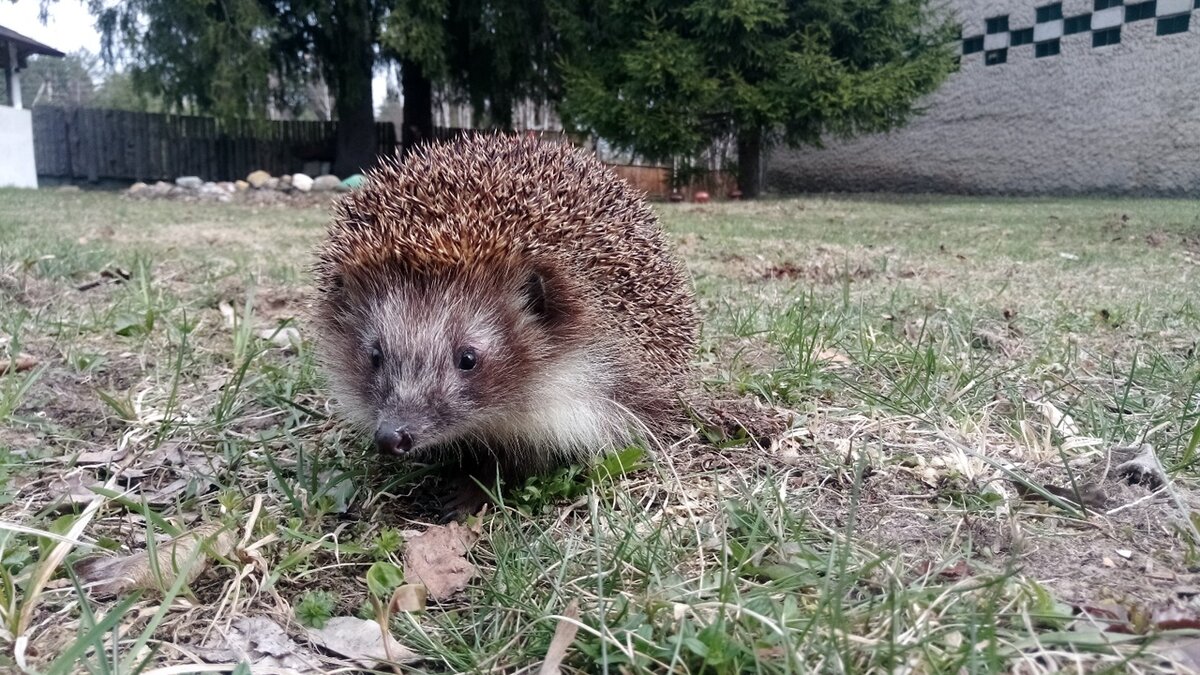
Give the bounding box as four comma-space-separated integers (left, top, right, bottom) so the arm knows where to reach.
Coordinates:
48, 471, 104, 510
218, 301, 236, 328
73, 448, 129, 465
73, 522, 236, 597
1116, 443, 1168, 489
306, 616, 420, 667
144, 477, 199, 505
937, 560, 972, 581
814, 348, 851, 365
1029, 398, 1103, 451
402, 522, 481, 601
390, 584, 427, 613
539, 599, 581, 675
1159, 637, 1200, 671
1032, 399, 1080, 438
195, 616, 324, 672
259, 325, 301, 350
0, 354, 39, 375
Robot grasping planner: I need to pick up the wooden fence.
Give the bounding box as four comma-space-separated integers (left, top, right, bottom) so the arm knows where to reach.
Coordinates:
609, 164, 737, 201
31, 106, 398, 183
29, 106, 733, 199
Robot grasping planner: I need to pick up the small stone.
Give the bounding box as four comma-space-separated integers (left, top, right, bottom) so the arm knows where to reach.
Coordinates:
311, 174, 341, 192
291, 173, 314, 193
128, 182, 148, 194
197, 182, 229, 201
234, 180, 249, 191
279, 175, 293, 191
216, 182, 236, 193
150, 181, 172, 196
175, 176, 203, 190
264, 177, 280, 191
340, 174, 366, 191
246, 170, 271, 189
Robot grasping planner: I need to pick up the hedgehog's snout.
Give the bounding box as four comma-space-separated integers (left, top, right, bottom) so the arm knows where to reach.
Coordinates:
375, 421, 415, 456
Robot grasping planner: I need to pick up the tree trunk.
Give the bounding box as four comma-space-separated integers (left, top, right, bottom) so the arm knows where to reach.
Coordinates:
331, 3, 378, 177
736, 126, 764, 199
401, 59, 433, 158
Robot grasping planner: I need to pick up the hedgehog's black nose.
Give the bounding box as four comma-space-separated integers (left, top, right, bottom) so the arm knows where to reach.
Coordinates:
375, 424, 413, 455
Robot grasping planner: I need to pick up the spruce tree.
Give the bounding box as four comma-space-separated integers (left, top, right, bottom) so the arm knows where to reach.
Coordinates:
554, 0, 959, 197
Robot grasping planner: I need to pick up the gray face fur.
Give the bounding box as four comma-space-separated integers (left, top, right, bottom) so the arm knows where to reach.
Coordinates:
321, 269, 638, 469
346, 277, 526, 457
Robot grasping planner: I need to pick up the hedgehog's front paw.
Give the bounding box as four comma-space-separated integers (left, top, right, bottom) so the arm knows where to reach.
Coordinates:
439, 478, 491, 523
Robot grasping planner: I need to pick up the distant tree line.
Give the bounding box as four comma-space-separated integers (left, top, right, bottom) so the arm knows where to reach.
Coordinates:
29, 0, 959, 195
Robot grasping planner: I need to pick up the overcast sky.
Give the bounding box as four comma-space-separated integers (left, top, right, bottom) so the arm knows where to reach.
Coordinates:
5, 0, 390, 109
6, 0, 102, 53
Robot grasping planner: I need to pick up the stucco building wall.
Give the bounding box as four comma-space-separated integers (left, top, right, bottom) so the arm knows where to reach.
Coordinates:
0, 106, 38, 189
766, 0, 1200, 196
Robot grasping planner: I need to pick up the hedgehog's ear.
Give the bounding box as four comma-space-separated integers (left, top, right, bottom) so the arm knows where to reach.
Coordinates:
521, 271, 548, 318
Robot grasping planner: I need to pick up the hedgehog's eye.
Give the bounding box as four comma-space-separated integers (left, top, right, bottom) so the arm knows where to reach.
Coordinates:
370, 341, 383, 370
456, 347, 478, 371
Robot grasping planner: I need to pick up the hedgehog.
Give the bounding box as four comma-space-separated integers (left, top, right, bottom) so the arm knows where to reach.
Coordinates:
311, 133, 699, 516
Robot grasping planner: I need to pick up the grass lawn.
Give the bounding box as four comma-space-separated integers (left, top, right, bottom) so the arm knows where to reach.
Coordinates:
0, 187, 1198, 673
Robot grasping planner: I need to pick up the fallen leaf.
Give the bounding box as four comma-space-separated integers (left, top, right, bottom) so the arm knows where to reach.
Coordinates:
195, 616, 324, 672
390, 584, 427, 613
1116, 443, 1168, 489
73, 448, 129, 465
1116, 549, 1133, 560
259, 325, 301, 350
73, 522, 236, 597
218, 301, 236, 328
48, 471, 104, 510
402, 522, 481, 600
306, 616, 420, 667
1159, 637, 1200, 671
937, 559, 972, 581
814, 348, 851, 364
0, 354, 39, 375
539, 599, 581, 675
1032, 399, 1080, 438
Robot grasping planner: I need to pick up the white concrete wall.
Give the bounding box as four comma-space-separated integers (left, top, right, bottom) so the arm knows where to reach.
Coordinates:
767, 1, 1200, 196
0, 106, 38, 189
